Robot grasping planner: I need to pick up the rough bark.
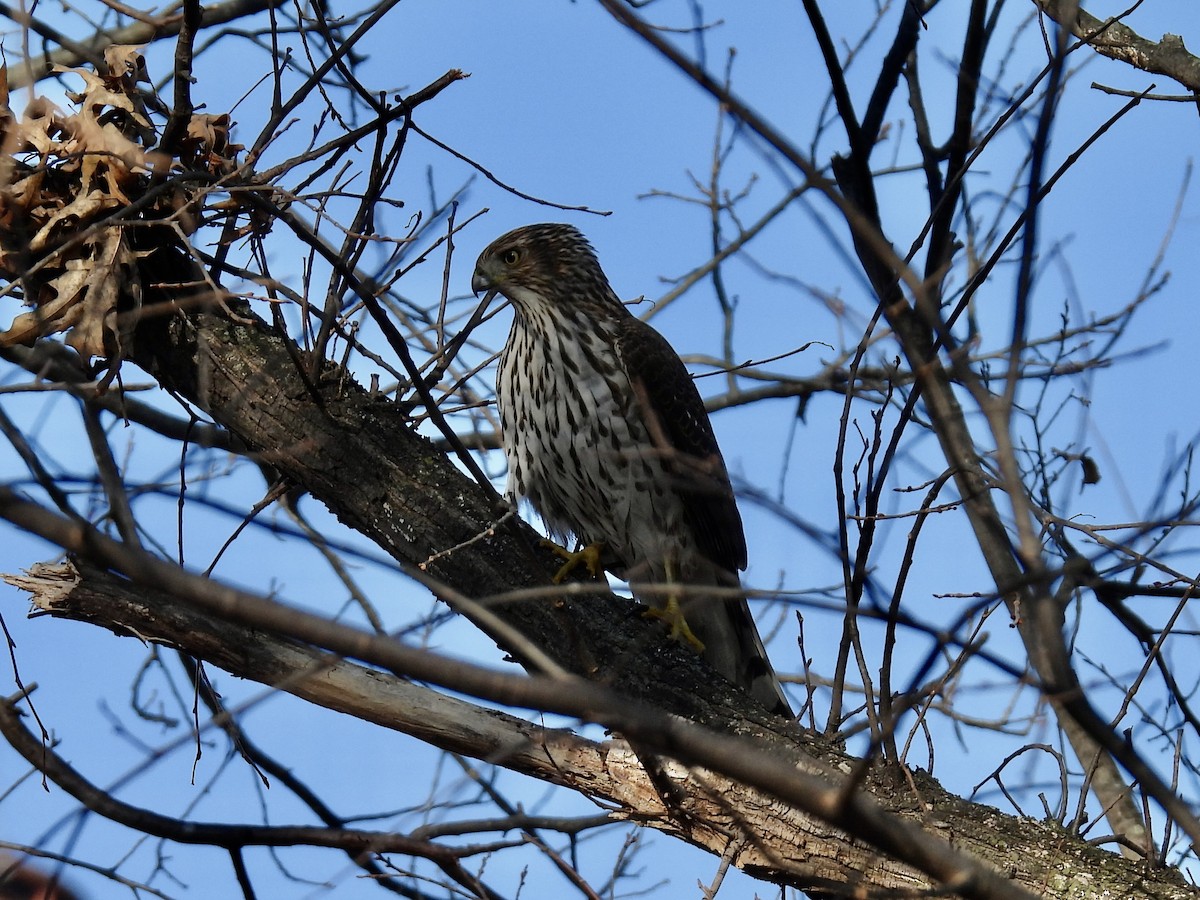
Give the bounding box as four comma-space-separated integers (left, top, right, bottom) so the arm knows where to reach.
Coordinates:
8, 560, 1197, 900
1032, 0, 1200, 91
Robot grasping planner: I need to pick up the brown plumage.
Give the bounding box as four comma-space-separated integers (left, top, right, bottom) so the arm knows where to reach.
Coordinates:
472, 223, 791, 716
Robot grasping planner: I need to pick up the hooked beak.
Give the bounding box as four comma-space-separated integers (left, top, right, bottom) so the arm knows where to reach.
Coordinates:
471, 270, 489, 296
471, 261, 496, 297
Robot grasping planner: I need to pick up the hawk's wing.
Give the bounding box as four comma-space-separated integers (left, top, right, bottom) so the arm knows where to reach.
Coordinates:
616, 315, 748, 573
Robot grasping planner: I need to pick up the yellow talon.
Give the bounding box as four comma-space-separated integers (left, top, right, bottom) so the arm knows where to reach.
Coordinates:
643, 596, 706, 653
541, 539, 605, 583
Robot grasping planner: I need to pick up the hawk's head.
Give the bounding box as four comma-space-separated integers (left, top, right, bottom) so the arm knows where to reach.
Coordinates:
472, 223, 622, 315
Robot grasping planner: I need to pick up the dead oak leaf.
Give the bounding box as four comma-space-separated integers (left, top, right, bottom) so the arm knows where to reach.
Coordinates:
0, 226, 138, 360
65, 227, 138, 360
29, 188, 123, 253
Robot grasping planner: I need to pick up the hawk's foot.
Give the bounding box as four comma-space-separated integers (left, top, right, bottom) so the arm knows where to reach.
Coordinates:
643, 596, 706, 653
542, 539, 605, 584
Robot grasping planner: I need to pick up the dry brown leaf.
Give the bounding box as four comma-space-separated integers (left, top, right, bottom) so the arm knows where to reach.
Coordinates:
0, 167, 40, 220
57, 65, 138, 117
0, 50, 228, 365
55, 63, 153, 155
30, 189, 122, 253
0, 64, 148, 362
15, 97, 62, 157
186, 113, 230, 150
103, 45, 149, 84
0, 264, 87, 347
64, 227, 137, 359
0, 63, 12, 156
65, 113, 147, 202
0, 226, 137, 360
181, 112, 242, 175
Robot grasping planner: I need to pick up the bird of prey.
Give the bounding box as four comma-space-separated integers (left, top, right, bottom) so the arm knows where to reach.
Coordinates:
472, 223, 791, 716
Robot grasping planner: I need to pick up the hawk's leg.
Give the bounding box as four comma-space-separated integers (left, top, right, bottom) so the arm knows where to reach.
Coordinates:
642, 559, 706, 653
541, 539, 605, 584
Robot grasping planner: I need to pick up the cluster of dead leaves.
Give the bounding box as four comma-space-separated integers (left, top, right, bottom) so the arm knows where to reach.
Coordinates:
0, 46, 241, 369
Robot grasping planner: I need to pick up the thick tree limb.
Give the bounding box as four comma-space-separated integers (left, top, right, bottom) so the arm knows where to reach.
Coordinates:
3, 0, 288, 88
1032, 1, 1200, 90
10, 560, 1199, 899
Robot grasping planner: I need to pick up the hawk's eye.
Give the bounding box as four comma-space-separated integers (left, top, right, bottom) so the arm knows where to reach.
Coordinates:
501, 248, 521, 266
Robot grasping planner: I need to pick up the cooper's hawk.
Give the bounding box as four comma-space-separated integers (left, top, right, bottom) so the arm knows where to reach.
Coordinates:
472, 223, 792, 716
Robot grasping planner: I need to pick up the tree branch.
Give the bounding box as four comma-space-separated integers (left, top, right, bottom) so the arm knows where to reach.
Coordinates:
3, 0, 288, 88
10, 559, 1196, 899
1031, 0, 1200, 90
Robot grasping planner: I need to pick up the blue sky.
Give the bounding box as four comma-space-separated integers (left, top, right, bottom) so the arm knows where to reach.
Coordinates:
3, 2, 1200, 897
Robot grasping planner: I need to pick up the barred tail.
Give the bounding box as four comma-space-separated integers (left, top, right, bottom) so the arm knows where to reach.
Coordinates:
685, 586, 793, 718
